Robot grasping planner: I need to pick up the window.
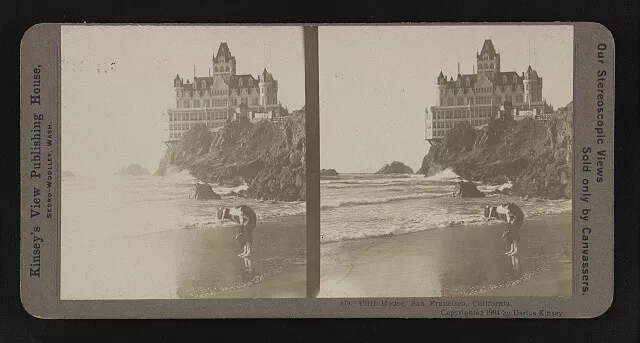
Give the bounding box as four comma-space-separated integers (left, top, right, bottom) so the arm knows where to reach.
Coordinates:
513, 76, 517, 83
239, 79, 243, 87
466, 78, 470, 86
214, 67, 218, 72
490, 63, 494, 69
447, 98, 454, 106
503, 76, 507, 84
225, 66, 229, 72
183, 100, 190, 108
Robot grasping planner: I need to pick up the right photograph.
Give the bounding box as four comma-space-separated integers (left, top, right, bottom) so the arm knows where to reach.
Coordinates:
319, 25, 574, 297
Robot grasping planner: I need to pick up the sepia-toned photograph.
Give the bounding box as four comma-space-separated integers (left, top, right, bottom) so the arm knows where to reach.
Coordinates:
319, 25, 574, 297
60, 25, 306, 299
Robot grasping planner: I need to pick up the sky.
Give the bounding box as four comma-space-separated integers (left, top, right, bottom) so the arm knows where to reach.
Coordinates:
319, 25, 574, 173
61, 25, 305, 177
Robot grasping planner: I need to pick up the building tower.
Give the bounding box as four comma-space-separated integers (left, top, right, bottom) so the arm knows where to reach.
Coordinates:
523, 65, 539, 106
173, 74, 184, 108
436, 71, 449, 106
259, 68, 277, 109
212, 42, 236, 82
476, 39, 501, 78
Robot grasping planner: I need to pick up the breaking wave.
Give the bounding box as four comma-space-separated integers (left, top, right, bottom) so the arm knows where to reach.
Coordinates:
425, 168, 462, 181
158, 169, 197, 185
320, 192, 452, 210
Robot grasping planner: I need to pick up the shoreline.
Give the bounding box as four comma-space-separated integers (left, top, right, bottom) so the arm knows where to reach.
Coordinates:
319, 213, 572, 298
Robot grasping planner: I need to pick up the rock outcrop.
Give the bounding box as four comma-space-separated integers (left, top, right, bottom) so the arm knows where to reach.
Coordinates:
190, 183, 221, 200
375, 161, 414, 174
452, 181, 485, 198
155, 109, 305, 202
418, 102, 573, 199
115, 163, 150, 176
320, 169, 339, 177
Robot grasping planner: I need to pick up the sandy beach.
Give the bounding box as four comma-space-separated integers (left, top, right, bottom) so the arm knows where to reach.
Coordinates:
319, 213, 571, 298
173, 214, 307, 298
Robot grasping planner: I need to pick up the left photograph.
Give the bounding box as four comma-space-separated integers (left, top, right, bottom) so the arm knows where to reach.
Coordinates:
60, 25, 307, 299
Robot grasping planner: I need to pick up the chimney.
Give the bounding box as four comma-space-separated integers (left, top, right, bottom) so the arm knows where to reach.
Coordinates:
457, 61, 460, 76
473, 64, 475, 74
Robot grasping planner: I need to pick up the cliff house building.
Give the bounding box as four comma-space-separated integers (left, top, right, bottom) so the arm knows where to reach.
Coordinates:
425, 39, 546, 144
165, 43, 281, 144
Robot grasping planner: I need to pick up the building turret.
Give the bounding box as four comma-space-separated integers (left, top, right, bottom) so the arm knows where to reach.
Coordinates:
436, 71, 449, 106
476, 39, 501, 78
523, 65, 539, 104
212, 42, 236, 82
259, 68, 278, 108
174, 74, 184, 108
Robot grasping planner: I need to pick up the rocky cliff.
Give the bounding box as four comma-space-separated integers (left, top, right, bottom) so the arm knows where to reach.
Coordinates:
155, 112, 305, 202
418, 102, 573, 199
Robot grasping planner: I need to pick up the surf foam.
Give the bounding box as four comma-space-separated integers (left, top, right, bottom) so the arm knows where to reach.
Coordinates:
425, 168, 463, 181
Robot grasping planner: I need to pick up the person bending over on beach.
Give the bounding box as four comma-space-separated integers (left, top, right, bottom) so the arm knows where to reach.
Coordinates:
484, 203, 525, 256
217, 205, 257, 258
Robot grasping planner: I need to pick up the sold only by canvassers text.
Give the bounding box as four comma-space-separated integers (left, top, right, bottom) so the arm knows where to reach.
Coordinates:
578, 43, 610, 295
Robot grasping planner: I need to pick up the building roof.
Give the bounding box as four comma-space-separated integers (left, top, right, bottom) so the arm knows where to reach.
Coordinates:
524, 65, 541, 81
214, 42, 234, 62
230, 74, 258, 88
479, 39, 497, 57
436, 71, 524, 90
261, 68, 275, 82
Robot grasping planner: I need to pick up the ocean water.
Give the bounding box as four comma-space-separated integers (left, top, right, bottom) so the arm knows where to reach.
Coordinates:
320, 169, 572, 244
60, 170, 305, 299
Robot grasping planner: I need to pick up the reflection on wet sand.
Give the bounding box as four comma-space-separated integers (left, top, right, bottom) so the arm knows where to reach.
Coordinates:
175, 215, 306, 299
320, 213, 571, 298
438, 214, 572, 296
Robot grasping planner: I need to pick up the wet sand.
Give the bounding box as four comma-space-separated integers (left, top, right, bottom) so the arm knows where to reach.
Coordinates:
319, 213, 572, 298
173, 214, 307, 298
61, 214, 306, 300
